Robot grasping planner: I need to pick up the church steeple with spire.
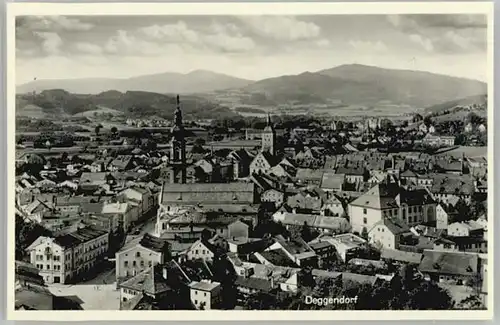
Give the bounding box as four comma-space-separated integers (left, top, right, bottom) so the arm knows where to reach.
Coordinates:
169, 94, 187, 183
261, 112, 276, 155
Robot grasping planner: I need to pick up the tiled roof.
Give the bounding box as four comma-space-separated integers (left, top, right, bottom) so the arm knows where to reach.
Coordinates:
189, 280, 221, 292
336, 166, 364, 176
80, 172, 107, 184
139, 234, 170, 253
296, 168, 325, 181
381, 248, 423, 264
160, 183, 255, 205
419, 250, 478, 276
15, 286, 54, 310
287, 194, 322, 211
430, 174, 475, 196
235, 276, 273, 292
313, 216, 351, 232
320, 173, 345, 190
53, 226, 107, 248
258, 249, 296, 267
349, 184, 400, 209
119, 264, 171, 295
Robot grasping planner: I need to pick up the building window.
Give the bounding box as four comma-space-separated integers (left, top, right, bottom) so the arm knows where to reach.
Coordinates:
148, 261, 152, 266
195, 250, 199, 254
195, 300, 198, 304
204, 292, 207, 297
54, 255, 60, 261
140, 261, 144, 267
136, 252, 141, 258
195, 291, 197, 295
363, 217, 367, 224
124, 261, 129, 267
133, 261, 136, 266
363, 208, 367, 214
46, 265, 50, 270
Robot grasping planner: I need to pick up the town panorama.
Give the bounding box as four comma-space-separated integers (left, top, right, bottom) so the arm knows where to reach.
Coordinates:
13, 13, 489, 312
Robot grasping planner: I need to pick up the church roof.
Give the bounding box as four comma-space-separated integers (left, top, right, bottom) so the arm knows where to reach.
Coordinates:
160, 182, 255, 205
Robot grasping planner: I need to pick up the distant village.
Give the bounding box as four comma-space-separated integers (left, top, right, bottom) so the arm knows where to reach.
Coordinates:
15, 96, 488, 311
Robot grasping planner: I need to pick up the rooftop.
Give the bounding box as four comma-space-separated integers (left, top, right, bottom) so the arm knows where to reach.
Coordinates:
189, 280, 221, 292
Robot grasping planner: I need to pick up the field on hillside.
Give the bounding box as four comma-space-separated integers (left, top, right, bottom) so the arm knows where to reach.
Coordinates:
16, 103, 69, 119
73, 106, 124, 118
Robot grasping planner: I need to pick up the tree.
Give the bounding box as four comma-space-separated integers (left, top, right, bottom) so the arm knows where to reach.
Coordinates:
423, 116, 433, 126
212, 255, 237, 309
16, 215, 52, 260
94, 125, 102, 136
111, 126, 118, 134
412, 114, 423, 123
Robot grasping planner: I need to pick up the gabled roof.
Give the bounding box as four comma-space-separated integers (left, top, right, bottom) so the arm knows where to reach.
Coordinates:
371, 218, 410, 235
320, 173, 345, 190
160, 183, 255, 206
139, 233, 170, 253
119, 264, 171, 295
349, 183, 400, 209
419, 250, 478, 276
380, 248, 423, 264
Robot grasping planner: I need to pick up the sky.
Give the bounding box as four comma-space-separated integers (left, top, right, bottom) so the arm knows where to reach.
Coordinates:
15, 14, 488, 85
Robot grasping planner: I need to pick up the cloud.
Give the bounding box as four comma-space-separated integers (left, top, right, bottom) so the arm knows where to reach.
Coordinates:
387, 14, 486, 54
387, 14, 486, 31
409, 34, 434, 52
315, 39, 331, 48
136, 20, 255, 54
139, 21, 200, 43
17, 16, 94, 34
34, 32, 63, 55
239, 16, 321, 41
349, 40, 388, 52
73, 42, 103, 55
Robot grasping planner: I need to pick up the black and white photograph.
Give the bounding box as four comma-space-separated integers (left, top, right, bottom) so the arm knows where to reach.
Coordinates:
7, 2, 493, 320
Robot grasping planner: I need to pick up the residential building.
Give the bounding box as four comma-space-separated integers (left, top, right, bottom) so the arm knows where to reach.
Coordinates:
261, 188, 285, 207
26, 226, 109, 284
422, 134, 456, 147
368, 218, 411, 249
189, 280, 222, 310
265, 236, 317, 267
185, 239, 222, 262
447, 221, 484, 238
118, 187, 155, 217
418, 250, 480, 285
250, 151, 278, 175
115, 233, 171, 282
348, 183, 436, 235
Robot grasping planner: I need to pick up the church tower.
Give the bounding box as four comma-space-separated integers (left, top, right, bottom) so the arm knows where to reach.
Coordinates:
169, 95, 187, 184
261, 113, 276, 155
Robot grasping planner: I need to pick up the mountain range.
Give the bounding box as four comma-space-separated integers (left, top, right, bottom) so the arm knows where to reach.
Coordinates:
16, 64, 487, 112
17, 70, 253, 95
15, 89, 237, 120
239, 64, 486, 108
